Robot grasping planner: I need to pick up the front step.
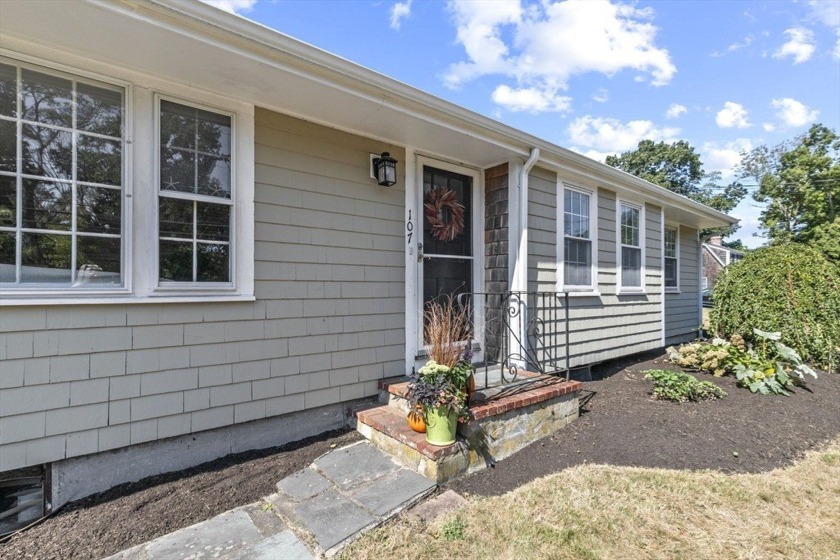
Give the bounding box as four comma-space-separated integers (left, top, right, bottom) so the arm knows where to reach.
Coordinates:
357, 376, 582, 483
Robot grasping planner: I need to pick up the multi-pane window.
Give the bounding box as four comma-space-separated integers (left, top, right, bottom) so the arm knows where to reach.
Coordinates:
664, 227, 678, 289
619, 202, 642, 288
158, 100, 232, 284
0, 60, 123, 287
563, 187, 592, 287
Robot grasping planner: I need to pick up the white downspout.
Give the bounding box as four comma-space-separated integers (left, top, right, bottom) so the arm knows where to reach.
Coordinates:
511, 148, 540, 365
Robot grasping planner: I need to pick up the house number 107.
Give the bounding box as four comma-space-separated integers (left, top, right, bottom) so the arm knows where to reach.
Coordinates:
406, 209, 414, 244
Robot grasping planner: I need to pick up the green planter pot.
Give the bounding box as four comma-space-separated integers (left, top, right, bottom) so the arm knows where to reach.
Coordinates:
424, 405, 457, 446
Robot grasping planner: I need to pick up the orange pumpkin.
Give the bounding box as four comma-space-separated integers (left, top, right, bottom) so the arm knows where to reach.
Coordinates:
407, 409, 426, 433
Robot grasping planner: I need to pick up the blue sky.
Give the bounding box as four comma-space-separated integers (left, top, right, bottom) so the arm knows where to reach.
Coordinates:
205, 0, 840, 248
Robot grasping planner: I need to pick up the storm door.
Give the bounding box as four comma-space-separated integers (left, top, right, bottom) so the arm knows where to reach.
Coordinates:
420, 165, 474, 330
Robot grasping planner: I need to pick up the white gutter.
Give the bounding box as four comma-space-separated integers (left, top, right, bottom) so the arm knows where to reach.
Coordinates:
512, 148, 540, 295
509, 148, 539, 366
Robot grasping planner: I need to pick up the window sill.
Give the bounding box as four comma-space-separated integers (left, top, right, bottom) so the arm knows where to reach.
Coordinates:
617, 289, 647, 295
665, 288, 681, 294
0, 294, 256, 306
564, 291, 601, 297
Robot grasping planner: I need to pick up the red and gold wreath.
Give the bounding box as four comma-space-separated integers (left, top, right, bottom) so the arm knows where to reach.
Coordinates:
424, 188, 465, 242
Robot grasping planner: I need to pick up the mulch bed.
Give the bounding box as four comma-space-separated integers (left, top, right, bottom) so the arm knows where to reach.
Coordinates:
3, 350, 839, 559
449, 349, 840, 497
0, 429, 361, 560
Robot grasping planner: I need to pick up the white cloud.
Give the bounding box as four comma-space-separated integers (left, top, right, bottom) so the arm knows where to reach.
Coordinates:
567, 115, 680, 154
773, 28, 816, 64
665, 103, 687, 119
715, 101, 751, 129
568, 147, 615, 163
200, 0, 257, 14
491, 85, 572, 113
445, 0, 675, 113
702, 139, 752, 176
592, 88, 609, 103
808, 0, 840, 27
390, 0, 413, 30
834, 33, 840, 60
763, 122, 776, 132
727, 34, 754, 52
771, 97, 819, 127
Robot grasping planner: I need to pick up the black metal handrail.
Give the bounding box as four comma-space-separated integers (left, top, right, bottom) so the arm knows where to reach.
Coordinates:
455, 291, 570, 389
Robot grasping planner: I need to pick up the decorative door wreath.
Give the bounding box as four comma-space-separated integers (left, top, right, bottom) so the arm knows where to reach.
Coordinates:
424, 187, 465, 242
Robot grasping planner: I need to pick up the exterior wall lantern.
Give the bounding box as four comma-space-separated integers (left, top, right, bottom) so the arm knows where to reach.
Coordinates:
372, 152, 398, 187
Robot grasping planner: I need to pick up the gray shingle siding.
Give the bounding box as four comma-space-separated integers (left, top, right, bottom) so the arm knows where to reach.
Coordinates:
0, 108, 406, 471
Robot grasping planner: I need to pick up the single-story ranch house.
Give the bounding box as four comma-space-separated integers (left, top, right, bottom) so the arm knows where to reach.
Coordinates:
0, 0, 736, 516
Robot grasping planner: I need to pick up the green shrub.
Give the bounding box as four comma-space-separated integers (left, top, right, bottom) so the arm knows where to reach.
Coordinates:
644, 370, 726, 403
710, 243, 840, 372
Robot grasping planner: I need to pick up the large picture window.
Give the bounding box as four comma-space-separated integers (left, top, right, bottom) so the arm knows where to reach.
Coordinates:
158, 99, 232, 284
664, 227, 678, 290
561, 185, 595, 289
619, 201, 643, 290
0, 60, 124, 288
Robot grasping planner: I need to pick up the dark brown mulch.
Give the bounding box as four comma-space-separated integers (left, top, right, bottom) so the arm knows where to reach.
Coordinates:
448, 349, 840, 497
0, 428, 362, 560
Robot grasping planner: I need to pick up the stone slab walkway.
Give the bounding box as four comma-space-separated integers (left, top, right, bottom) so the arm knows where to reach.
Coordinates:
106, 441, 436, 559
268, 441, 436, 556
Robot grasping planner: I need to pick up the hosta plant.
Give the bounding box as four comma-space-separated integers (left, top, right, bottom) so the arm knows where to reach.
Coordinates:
668, 329, 818, 396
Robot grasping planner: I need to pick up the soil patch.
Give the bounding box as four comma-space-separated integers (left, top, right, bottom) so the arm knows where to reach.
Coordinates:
0, 428, 361, 560
449, 349, 840, 497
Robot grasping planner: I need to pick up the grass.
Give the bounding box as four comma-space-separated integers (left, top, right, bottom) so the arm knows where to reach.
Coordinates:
340, 438, 840, 560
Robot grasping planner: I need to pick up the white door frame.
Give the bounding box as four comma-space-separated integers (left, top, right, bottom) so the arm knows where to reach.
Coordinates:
405, 152, 485, 371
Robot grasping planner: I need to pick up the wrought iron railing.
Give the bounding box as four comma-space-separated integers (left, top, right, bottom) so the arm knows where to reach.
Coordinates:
455, 291, 570, 389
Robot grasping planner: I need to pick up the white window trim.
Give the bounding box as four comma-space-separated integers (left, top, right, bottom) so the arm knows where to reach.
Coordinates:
0, 49, 254, 306
616, 197, 646, 294
153, 94, 238, 294
664, 224, 680, 293
702, 276, 708, 290
556, 180, 598, 293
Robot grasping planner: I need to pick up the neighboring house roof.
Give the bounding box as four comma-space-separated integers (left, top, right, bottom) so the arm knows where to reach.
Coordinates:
703, 244, 744, 267
0, 0, 737, 230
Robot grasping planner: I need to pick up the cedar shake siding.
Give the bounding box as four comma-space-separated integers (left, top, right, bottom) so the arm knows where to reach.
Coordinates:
0, 109, 406, 471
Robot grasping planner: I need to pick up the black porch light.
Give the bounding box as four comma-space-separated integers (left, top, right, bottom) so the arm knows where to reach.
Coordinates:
373, 152, 398, 187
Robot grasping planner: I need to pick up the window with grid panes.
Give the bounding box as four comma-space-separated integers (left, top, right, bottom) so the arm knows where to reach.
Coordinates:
664, 227, 678, 289
158, 99, 232, 284
619, 202, 642, 288
563, 187, 593, 288
0, 60, 124, 288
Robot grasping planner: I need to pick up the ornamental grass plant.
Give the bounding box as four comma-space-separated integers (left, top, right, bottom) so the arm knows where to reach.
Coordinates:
423, 296, 472, 368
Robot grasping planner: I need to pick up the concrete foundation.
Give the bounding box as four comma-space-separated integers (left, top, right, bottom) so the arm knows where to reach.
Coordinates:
49, 400, 366, 510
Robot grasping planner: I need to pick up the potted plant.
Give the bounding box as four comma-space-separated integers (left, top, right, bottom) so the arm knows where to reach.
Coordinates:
406, 297, 473, 446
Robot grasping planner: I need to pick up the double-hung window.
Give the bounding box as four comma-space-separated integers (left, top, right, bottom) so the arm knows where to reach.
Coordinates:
0, 53, 254, 304
158, 99, 233, 286
664, 227, 678, 291
618, 201, 644, 291
0, 60, 124, 289
560, 184, 596, 291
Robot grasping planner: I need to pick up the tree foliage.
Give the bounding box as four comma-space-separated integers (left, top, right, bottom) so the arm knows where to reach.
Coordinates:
740, 124, 840, 260
606, 140, 746, 238
710, 243, 840, 372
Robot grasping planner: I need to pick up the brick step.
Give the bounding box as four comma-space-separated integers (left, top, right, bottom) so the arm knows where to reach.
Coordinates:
355, 405, 470, 483
357, 378, 583, 483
